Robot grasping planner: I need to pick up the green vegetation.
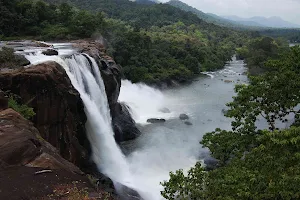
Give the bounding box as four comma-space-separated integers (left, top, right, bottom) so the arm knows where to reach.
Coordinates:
1, 0, 251, 84
0, 47, 30, 69
8, 96, 35, 119
0, 0, 105, 40
161, 45, 300, 199
236, 36, 289, 75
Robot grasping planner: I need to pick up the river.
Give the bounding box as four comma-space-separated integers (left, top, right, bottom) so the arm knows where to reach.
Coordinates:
119, 57, 248, 199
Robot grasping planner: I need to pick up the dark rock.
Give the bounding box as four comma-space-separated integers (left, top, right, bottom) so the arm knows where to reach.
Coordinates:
113, 103, 141, 142
184, 121, 193, 126
159, 107, 171, 113
147, 118, 166, 123
0, 90, 8, 111
0, 108, 82, 173
15, 54, 30, 66
115, 182, 143, 200
42, 49, 58, 56
179, 113, 189, 120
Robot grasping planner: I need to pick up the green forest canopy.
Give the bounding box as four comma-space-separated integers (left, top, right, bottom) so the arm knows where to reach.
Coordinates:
0, 0, 251, 84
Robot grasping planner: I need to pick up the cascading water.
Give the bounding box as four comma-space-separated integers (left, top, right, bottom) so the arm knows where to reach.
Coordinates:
62, 54, 131, 183
26, 52, 133, 186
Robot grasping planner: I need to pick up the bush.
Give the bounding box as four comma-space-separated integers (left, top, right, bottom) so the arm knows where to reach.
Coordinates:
8, 96, 35, 119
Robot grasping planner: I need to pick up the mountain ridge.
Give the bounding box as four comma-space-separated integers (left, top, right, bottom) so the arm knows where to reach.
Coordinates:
223, 15, 300, 28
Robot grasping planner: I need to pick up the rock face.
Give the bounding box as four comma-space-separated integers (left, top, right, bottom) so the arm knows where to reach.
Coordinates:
0, 108, 82, 173
0, 62, 88, 167
113, 103, 141, 142
0, 108, 109, 200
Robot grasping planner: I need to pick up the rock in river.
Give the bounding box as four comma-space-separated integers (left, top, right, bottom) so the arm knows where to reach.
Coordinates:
184, 121, 193, 126
147, 118, 166, 124
42, 49, 58, 56
159, 107, 171, 113
179, 113, 189, 120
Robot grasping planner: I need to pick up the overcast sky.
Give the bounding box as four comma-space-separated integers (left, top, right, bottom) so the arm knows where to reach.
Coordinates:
159, 0, 300, 25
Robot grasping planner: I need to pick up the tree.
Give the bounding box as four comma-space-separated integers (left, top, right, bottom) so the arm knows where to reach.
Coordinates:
161, 46, 300, 199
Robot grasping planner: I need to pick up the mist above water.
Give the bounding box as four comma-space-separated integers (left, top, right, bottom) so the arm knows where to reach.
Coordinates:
119, 58, 248, 199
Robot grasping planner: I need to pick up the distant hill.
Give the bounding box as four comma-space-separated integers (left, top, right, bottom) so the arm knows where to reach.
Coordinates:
223, 15, 300, 28
166, 0, 263, 29
134, 0, 158, 4
166, 0, 237, 27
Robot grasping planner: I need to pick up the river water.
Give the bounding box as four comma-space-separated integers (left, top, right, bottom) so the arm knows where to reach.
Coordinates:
119, 57, 248, 199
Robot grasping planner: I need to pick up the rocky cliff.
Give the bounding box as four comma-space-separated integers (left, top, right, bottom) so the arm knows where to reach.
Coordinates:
0, 103, 112, 199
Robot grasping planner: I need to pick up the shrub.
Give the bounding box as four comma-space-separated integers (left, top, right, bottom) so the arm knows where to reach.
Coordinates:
8, 96, 35, 119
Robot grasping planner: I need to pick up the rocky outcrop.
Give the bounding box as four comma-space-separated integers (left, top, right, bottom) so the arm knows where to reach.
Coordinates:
0, 108, 111, 200
0, 62, 89, 167
0, 108, 82, 173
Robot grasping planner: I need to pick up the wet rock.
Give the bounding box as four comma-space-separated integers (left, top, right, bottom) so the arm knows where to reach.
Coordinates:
113, 103, 141, 142
184, 121, 193, 126
224, 80, 233, 83
147, 118, 166, 123
115, 182, 143, 200
159, 107, 171, 113
179, 114, 189, 120
42, 49, 58, 56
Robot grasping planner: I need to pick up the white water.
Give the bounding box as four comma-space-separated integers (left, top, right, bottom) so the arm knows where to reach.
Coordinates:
119, 80, 175, 124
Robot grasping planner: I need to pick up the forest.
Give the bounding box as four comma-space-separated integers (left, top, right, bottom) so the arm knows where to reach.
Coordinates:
0, 0, 250, 84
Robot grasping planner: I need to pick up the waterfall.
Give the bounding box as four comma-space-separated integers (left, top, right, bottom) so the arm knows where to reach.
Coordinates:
65, 54, 131, 183
53, 54, 131, 184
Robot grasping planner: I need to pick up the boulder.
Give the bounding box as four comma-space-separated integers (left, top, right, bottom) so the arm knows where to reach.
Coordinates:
159, 107, 171, 113
147, 118, 166, 123
184, 121, 193, 126
42, 49, 58, 56
179, 113, 189, 120
224, 80, 233, 83
0, 108, 81, 173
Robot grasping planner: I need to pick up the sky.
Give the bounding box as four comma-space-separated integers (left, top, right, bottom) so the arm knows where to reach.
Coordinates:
159, 0, 300, 25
